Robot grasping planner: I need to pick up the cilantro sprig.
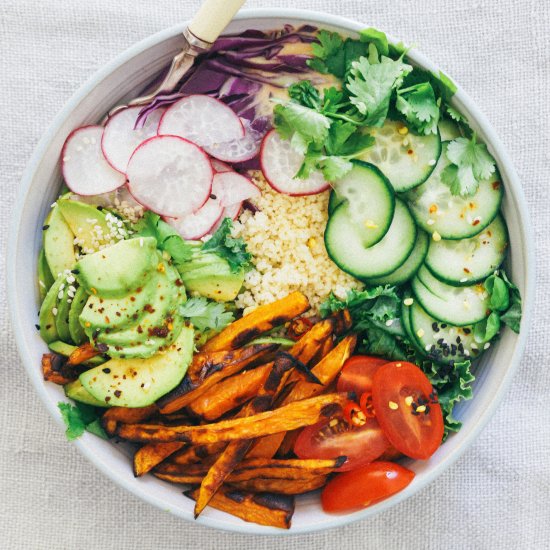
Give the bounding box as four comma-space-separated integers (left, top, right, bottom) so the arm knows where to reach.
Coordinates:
179, 296, 234, 333
201, 218, 251, 273
441, 134, 497, 197
58, 402, 108, 441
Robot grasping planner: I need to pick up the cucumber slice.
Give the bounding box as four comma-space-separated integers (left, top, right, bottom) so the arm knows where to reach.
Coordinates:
406, 142, 503, 240
328, 190, 343, 215
331, 161, 395, 247
409, 300, 482, 364
412, 265, 490, 326
364, 230, 428, 286
359, 120, 441, 192
425, 214, 508, 285
69, 287, 89, 345
325, 199, 417, 279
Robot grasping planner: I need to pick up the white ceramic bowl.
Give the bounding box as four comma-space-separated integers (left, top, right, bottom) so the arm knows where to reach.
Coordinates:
8, 8, 534, 535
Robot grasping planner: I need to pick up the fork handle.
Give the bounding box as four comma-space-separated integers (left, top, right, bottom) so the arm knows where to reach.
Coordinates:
188, 0, 247, 44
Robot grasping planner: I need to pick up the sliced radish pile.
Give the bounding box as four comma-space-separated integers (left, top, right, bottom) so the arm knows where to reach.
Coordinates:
166, 198, 223, 240
126, 135, 213, 217
260, 130, 329, 196
102, 106, 165, 173
212, 172, 260, 207
62, 126, 126, 196
159, 95, 244, 148
211, 159, 233, 173
205, 119, 262, 163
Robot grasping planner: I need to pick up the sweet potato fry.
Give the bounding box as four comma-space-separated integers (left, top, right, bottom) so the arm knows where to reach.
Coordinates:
184, 486, 294, 529
186, 364, 272, 421
230, 476, 327, 495
201, 291, 310, 352
101, 404, 158, 436
116, 392, 350, 444
158, 343, 277, 414
193, 353, 297, 517
170, 443, 226, 466
247, 335, 357, 458
329, 308, 353, 335
156, 457, 345, 479
133, 442, 186, 477
41, 353, 73, 385
66, 342, 103, 366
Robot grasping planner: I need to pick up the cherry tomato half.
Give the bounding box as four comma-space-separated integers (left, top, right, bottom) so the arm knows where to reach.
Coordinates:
321, 461, 415, 513
294, 416, 389, 471
337, 355, 388, 396
371, 361, 444, 460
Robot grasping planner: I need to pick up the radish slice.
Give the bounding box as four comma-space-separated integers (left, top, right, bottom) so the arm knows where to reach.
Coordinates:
102, 106, 165, 173
61, 126, 126, 196
158, 95, 244, 148
166, 198, 223, 240
211, 159, 233, 173
260, 129, 329, 196
212, 172, 261, 207
204, 119, 262, 163
126, 135, 213, 217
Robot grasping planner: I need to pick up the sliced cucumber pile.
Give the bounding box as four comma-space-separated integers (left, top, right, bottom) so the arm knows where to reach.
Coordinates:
404, 299, 482, 364
406, 142, 503, 240
425, 214, 508, 285
325, 198, 416, 279
359, 120, 442, 192
330, 161, 395, 248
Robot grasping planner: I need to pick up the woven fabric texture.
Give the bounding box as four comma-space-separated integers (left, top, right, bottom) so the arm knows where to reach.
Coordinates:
1, 1, 549, 548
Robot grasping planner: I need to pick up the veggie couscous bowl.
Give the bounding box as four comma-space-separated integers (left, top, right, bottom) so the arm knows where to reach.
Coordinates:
8, 9, 533, 534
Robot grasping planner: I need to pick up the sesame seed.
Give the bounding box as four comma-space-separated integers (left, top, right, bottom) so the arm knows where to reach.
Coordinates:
403, 297, 414, 306
385, 319, 394, 327
405, 396, 414, 406
432, 231, 442, 242
398, 126, 409, 135
395, 363, 402, 367
416, 405, 426, 413
329, 418, 338, 427
428, 159, 437, 166
52, 307, 58, 316
471, 342, 478, 350
484, 342, 491, 350
388, 401, 399, 410
460, 277, 468, 283
416, 328, 425, 338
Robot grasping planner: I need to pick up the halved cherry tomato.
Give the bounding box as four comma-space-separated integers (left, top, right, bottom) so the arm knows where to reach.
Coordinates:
293, 416, 389, 471
371, 361, 444, 460
337, 355, 388, 396
321, 461, 415, 513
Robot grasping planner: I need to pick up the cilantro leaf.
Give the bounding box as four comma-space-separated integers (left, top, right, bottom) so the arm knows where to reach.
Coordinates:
442, 134, 497, 196
347, 55, 412, 127
179, 296, 234, 333
446, 105, 466, 122
57, 402, 107, 441
273, 102, 331, 151
309, 30, 346, 77
134, 211, 193, 264
201, 218, 251, 273
395, 82, 440, 135
318, 156, 354, 181
288, 81, 322, 109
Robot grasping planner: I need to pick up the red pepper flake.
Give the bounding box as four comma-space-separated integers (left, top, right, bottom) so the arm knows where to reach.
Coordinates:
143, 304, 155, 313
492, 181, 501, 190
473, 219, 480, 226
114, 390, 122, 398
463, 267, 471, 274
407, 149, 414, 155
175, 279, 184, 287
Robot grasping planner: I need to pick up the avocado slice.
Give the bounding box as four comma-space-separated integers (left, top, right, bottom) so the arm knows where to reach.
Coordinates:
48, 341, 105, 366
64, 379, 108, 407
38, 249, 55, 301
79, 326, 194, 407
68, 287, 89, 345
75, 237, 158, 298
39, 276, 64, 343
57, 199, 113, 252
55, 285, 73, 343
43, 205, 77, 278
79, 271, 159, 331
180, 264, 244, 302
94, 261, 185, 358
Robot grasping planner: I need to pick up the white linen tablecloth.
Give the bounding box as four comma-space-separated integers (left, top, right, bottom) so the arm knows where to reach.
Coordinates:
1, 1, 549, 548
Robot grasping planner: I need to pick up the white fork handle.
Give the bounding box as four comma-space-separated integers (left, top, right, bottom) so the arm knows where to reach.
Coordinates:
188, 0, 247, 44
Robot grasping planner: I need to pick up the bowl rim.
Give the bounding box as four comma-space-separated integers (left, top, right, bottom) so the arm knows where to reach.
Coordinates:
8, 7, 535, 535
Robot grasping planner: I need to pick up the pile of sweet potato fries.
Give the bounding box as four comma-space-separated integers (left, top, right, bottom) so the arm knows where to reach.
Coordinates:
43, 291, 359, 529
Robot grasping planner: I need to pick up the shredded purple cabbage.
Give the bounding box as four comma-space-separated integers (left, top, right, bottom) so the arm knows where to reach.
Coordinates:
135, 25, 321, 169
